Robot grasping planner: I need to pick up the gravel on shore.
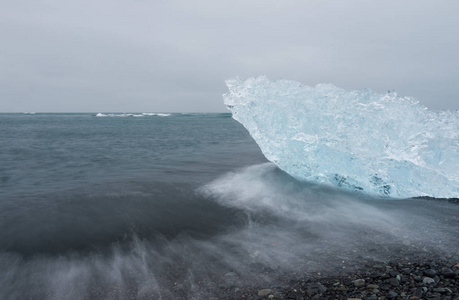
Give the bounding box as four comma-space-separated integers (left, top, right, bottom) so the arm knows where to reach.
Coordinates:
214, 255, 458, 300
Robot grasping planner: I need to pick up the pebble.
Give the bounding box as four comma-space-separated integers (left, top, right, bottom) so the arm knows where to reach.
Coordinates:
432, 287, 448, 293
442, 268, 455, 278
366, 284, 379, 289
353, 279, 365, 287
388, 278, 399, 287
433, 275, 440, 283
422, 277, 435, 285
218, 282, 234, 289
412, 288, 423, 298
402, 267, 411, 275
424, 269, 437, 277
257, 289, 272, 296
307, 283, 327, 294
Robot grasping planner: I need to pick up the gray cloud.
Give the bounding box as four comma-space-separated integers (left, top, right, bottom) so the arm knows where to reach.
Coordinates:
1, 0, 458, 112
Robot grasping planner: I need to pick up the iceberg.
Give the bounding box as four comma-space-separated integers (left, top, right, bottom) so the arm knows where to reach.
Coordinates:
224, 76, 459, 198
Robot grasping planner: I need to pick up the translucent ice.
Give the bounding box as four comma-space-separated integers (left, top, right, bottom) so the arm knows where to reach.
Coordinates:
224, 76, 459, 198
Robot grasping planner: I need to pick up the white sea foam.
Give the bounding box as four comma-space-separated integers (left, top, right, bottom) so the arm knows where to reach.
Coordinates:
95, 113, 171, 117
142, 113, 171, 116
224, 76, 459, 198
200, 163, 397, 227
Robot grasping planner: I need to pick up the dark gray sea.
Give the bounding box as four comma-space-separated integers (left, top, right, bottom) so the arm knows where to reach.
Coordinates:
0, 113, 458, 299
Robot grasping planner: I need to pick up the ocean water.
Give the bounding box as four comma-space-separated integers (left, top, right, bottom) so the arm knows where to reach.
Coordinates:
0, 113, 458, 299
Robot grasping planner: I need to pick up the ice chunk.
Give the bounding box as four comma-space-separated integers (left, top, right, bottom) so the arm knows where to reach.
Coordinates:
223, 76, 459, 198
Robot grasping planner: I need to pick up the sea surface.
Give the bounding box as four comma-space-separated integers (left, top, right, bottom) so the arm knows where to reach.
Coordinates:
0, 113, 458, 299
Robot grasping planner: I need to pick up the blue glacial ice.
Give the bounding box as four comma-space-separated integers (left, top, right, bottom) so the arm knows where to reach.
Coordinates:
224, 76, 459, 198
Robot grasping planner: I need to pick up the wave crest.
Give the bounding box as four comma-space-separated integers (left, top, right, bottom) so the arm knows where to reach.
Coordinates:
95, 113, 171, 117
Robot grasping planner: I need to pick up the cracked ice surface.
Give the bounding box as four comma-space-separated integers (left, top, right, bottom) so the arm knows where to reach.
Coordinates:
224, 76, 459, 198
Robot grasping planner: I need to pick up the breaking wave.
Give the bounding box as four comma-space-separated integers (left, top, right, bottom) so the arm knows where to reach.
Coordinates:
224, 76, 459, 198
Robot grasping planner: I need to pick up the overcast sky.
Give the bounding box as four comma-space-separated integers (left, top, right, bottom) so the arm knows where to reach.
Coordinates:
1, 0, 458, 112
